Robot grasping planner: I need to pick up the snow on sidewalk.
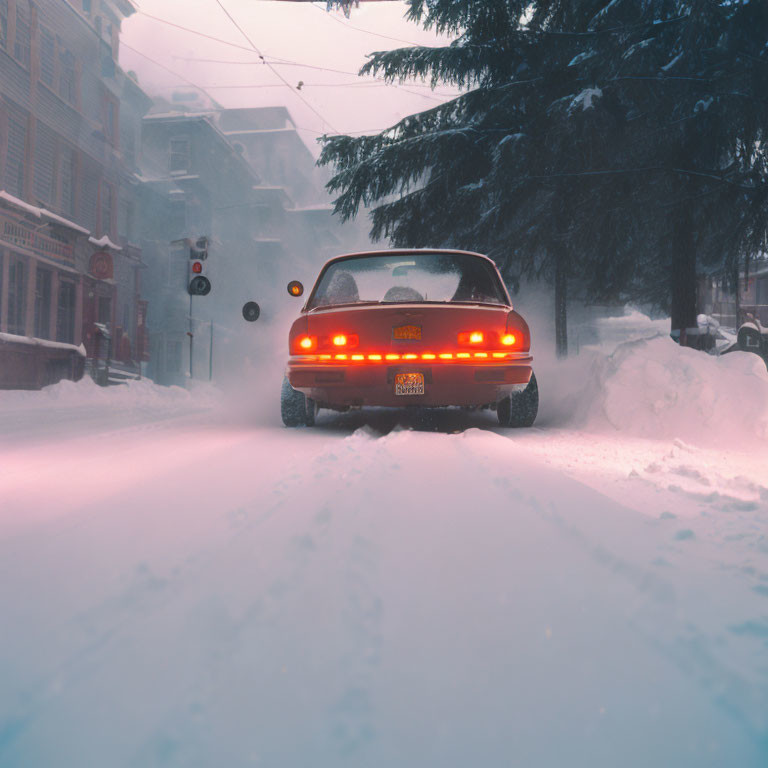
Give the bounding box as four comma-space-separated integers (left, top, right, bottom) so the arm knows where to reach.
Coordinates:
0, 377, 221, 447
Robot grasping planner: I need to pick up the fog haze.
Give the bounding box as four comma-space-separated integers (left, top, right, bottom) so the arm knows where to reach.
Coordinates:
120, 0, 459, 152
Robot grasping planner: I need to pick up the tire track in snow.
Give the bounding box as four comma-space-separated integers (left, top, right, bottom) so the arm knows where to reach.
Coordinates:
458, 428, 768, 745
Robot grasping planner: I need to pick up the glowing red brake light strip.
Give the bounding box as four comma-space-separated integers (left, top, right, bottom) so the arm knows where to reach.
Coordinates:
293, 351, 519, 362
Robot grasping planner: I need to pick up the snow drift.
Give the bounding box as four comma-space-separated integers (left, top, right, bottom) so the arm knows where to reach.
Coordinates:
0, 376, 221, 411
541, 333, 768, 446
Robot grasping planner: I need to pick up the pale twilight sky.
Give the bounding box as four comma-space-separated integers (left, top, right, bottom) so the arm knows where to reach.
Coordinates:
120, 1, 459, 154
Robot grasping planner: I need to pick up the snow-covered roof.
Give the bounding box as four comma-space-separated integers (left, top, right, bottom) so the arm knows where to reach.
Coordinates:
0, 190, 91, 235
89, 235, 123, 251
43, 210, 90, 236
0, 331, 86, 356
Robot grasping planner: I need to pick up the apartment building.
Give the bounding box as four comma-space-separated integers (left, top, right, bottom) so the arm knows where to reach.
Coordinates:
0, 0, 151, 388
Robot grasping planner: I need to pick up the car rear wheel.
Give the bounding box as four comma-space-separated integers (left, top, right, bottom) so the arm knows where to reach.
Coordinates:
497, 372, 538, 428
281, 376, 316, 427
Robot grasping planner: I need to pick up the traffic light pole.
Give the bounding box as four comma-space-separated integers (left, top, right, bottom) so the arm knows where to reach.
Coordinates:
209, 322, 214, 381
188, 294, 194, 380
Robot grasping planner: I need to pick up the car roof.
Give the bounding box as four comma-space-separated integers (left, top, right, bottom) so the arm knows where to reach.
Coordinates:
304, 248, 512, 310
321, 248, 499, 269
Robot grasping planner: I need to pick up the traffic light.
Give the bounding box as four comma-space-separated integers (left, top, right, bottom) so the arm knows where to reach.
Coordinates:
188, 236, 211, 296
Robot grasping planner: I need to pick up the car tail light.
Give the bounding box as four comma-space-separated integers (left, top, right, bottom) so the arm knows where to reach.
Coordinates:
458, 331, 485, 345
297, 336, 316, 352
331, 333, 359, 349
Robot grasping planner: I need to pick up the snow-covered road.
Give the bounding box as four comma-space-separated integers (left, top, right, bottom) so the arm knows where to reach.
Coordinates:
1, 379, 767, 767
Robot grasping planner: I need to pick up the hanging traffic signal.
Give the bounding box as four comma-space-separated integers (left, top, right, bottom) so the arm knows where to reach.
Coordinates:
188, 236, 211, 296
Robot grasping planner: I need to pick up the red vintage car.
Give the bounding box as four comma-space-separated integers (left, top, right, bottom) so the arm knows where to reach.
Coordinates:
281, 249, 537, 427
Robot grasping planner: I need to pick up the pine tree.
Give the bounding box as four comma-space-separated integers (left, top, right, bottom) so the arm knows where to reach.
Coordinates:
320, 0, 768, 352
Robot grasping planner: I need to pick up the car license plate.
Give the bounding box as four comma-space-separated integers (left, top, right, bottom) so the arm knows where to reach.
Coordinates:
393, 325, 422, 340
395, 372, 425, 396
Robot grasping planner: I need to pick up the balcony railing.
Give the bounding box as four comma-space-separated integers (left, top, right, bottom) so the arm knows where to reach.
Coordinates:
1, 212, 75, 264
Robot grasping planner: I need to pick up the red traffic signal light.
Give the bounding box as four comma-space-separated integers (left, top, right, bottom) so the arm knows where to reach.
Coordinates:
192, 261, 203, 274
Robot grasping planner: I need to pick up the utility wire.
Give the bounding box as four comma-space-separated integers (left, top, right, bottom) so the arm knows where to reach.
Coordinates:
136, 10, 453, 98
196, 79, 446, 102
308, 1, 422, 47
175, 54, 457, 94
121, 41, 221, 105
122, 41, 346, 136
212, 0, 340, 133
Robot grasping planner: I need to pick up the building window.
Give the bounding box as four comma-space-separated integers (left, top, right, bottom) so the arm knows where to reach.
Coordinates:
7, 257, 27, 336
0, 0, 8, 50
14, 2, 31, 69
6, 113, 28, 199
118, 199, 135, 242
34, 121, 56, 205
170, 138, 190, 173
103, 97, 118, 145
100, 182, 114, 236
57, 279, 76, 344
58, 47, 78, 106
81, 170, 98, 231
34, 268, 52, 339
60, 147, 76, 217
40, 28, 56, 88
123, 125, 136, 168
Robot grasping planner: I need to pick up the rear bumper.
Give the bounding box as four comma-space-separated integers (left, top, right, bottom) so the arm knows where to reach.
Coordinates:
287, 356, 533, 408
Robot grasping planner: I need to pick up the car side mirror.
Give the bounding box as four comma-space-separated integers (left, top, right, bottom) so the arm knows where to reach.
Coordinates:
242, 301, 261, 322
287, 281, 304, 297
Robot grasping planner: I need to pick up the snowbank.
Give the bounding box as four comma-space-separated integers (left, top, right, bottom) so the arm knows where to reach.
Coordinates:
0, 376, 218, 414
533, 308, 768, 446
558, 336, 768, 445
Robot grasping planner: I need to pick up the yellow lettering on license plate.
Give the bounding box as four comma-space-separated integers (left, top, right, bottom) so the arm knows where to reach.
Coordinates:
395, 372, 425, 396
393, 325, 422, 341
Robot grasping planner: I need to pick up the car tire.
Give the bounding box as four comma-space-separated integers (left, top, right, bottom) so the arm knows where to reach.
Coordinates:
497, 372, 538, 428
281, 376, 312, 427
305, 397, 318, 427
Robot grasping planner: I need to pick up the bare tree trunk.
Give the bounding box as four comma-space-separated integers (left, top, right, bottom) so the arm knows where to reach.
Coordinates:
555, 248, 568, 358
670, 208, 698, 347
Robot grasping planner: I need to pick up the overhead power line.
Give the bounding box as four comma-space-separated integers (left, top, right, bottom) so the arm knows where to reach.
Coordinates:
122, 40, 392, 137
212, 0, 340, 133
308, 1, 422, 47
121, 41, 221, 105
137, 11, 455, 99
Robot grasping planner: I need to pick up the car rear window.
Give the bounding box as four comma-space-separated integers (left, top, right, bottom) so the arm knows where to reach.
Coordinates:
308, 253, 507, 309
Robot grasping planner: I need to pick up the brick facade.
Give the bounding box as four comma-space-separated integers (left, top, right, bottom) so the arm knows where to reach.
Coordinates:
0, 0, 150, 388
